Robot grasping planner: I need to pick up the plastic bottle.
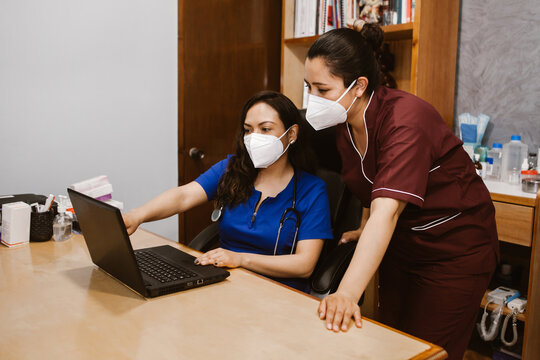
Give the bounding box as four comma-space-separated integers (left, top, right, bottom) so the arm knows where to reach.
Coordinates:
501, 135, 528, 184
487, 143, 503, 181
53, 197, 72, 241
485, 158, 493, 179
474, 154, 483, 177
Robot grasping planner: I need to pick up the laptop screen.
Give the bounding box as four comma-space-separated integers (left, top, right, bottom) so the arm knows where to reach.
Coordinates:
68, 188, 146, 295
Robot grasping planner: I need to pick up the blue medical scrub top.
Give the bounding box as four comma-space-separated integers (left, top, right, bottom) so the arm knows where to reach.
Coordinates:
195, 156, 333, 292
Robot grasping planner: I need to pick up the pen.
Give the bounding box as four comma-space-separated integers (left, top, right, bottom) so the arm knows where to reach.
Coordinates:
42, 194, 55, 212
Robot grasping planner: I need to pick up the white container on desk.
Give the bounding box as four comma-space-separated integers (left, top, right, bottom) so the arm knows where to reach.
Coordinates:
1, 202, 31, 247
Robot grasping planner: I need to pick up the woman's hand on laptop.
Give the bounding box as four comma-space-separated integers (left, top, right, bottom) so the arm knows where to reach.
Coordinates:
195, 248, 241, 268
122, 212, 142, 235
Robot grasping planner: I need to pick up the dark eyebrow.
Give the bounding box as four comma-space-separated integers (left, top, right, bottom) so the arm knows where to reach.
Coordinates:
258, 121, 276, 126
305, 79, 328, 86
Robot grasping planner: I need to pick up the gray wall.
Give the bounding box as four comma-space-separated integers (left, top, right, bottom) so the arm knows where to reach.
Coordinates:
455, 0, 540, 154
0, 0, 179, 240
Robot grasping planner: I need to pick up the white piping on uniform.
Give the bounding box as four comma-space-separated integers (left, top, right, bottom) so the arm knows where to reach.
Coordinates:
372, 187, 424, 202
347, 91, 374, 184
429, 165, 440, 173
411, 212, 462, 231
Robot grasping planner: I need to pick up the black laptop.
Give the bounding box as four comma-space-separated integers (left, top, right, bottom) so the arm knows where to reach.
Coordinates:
68, 188, 230, 298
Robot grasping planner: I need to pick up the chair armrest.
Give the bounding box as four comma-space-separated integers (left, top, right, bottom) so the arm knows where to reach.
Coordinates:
187, 222, 220, 252
310, 241, 357, 297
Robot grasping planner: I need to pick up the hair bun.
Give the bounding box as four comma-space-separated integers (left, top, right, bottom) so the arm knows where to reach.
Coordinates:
360, 23, 384, 51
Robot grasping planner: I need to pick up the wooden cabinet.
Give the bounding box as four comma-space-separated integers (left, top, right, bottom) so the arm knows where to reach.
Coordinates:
485, 181, 540, 359
280, 0, 460, 129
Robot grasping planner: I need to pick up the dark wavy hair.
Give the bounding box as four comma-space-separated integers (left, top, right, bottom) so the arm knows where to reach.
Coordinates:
215, 91, 315, 208
307, 24, 384, 93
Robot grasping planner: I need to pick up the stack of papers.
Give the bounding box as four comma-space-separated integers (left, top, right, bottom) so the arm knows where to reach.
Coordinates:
69, 175, 123, 209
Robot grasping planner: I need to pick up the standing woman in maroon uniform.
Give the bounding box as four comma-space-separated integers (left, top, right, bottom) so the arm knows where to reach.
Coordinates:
303, 24, 499, 360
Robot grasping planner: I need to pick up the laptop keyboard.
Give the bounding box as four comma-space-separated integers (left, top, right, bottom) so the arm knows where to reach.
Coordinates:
135, 250, 198, 284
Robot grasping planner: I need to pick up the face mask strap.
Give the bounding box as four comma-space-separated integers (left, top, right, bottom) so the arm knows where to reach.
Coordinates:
335, 79, 358, 103
307, 79, 358, 117
278, 126, 292, 141
346, 96, 358, 112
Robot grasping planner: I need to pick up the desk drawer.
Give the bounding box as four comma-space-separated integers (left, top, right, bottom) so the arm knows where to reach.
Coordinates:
493, 201, 534, 247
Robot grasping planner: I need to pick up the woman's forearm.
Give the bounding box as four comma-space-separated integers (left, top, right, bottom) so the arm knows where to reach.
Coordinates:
130, 182, 207, 224
337, 198, 405, 301
239, 240, 323, 278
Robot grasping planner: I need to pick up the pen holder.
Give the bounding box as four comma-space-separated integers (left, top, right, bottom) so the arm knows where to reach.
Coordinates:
30, 209, 56, 242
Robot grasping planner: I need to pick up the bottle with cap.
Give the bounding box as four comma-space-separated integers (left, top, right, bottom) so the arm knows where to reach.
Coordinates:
485, 158, 493, 178
53, 195, 73, 241
474, 154, 483, 177
501, 135, 528, 184
487, 143, 503, 181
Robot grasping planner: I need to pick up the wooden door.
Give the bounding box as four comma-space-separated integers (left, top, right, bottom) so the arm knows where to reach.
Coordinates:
178, 0, 281, 244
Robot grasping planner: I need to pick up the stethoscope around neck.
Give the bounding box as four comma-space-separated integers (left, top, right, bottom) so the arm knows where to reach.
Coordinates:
211, 171, 301, 256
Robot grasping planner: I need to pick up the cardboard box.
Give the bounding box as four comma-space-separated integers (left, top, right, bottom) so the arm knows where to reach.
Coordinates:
1, 201, 31, 247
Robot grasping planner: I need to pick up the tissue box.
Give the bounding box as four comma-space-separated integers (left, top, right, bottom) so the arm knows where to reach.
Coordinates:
1, 202, 31, 247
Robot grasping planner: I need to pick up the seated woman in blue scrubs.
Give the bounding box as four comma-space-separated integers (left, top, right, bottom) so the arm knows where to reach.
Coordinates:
123, 91, 333, 292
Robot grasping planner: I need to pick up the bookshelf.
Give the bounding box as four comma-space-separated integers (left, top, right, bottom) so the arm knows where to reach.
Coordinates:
280, 0, 460, 129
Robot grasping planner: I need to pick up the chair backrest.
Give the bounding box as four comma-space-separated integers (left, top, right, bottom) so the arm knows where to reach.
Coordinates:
188, 222, 220, 252
299, 109, 365, 298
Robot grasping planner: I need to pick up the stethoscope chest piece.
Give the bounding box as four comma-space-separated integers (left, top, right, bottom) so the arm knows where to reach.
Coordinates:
211, 206, 223, 222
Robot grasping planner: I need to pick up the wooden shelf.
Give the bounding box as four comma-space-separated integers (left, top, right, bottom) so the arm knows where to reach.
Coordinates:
480, 291, 526, 322
281, 0, 460, 128
283, 35, 319, 45
283, 22, 414, 45
382, 22, 414, 41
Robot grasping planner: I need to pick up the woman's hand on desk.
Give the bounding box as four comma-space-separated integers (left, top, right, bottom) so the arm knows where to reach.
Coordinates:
195, 248, 242, 268
319, 291, 362, 332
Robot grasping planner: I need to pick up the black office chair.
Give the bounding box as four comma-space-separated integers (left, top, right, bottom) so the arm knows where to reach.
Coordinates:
188, 222, 220, 253
308, 167, 363, 301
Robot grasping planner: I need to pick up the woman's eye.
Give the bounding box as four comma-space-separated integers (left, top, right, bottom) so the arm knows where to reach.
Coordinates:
262, 128, 271, 132
318, 89, 329, 93
243, 128, 251, 134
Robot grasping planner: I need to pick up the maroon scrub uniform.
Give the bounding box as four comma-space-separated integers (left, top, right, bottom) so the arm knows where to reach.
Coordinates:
336, 86, 499, 360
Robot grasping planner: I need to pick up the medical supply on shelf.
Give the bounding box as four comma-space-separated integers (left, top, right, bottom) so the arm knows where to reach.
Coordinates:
501, 135, 528, 185
457, 113, 490, 147
1, 202, 31, 247
474, 154, 483, 177
477, 287, 521, 342
500, 297, 527, 347
522, 177, 540, 194
485, 158, 493, 178
528, 152, 537, 171
521, 170, 538, 182
487, 143, 503, 181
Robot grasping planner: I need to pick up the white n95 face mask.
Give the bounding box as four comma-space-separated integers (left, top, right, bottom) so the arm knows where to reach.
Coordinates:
305, 79, 357, 131
244, 128, 291, 168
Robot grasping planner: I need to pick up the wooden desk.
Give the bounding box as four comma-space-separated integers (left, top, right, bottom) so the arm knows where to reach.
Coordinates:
0, 230, 446, 359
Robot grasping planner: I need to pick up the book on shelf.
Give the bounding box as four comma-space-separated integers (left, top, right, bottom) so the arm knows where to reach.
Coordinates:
292, 0, 416, 39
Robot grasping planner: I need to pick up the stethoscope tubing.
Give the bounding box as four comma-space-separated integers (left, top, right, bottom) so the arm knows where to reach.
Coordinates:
213, 170, 301, 256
